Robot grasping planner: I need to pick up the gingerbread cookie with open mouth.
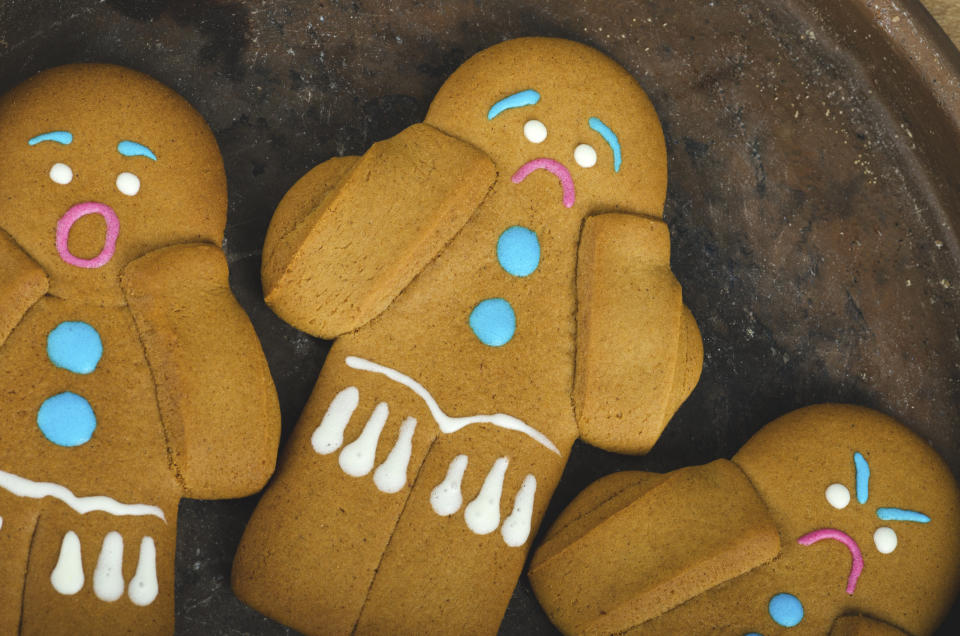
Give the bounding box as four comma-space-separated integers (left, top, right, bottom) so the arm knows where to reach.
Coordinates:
233, 37, 702, 634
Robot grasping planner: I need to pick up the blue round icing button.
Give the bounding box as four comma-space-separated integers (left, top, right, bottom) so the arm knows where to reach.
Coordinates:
768, 593, 803, 628
469, 298, 516, 347
496, 226, 540, 277
37, 392, 97, 447
47, 321, 103, 374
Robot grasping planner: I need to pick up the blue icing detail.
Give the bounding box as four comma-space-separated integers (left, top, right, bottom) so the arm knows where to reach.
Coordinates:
117, 140, 157, 160
588, 117, 622, 172
29, 131, 72, 146
469, 298, 516, 347
768, 593, 803, 628
877, 507, 931, 523
854, 451, 870, 504
47, 321, 103, 375
37, 392, 97, 447
488, 89, 540, 120
497, 226, 540, 277
744, 633, 764, 636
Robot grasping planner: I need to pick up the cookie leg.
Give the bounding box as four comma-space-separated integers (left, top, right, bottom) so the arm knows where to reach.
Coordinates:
0, 494, 40, 635
353, 428, 565, 635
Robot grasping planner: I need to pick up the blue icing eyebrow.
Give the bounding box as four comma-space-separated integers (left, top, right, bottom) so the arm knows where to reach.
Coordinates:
588, 117, 622, 172
117, 140, 157, 161
877, 508, 931, 523
488, 90, 540, 120
29, 131, 73, 146
854, 452, 870, 504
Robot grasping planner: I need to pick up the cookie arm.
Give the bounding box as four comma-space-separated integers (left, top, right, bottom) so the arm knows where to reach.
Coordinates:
0, 228, 49, 347
573, 213, 702, 454
261, 123, 496, 338
121, 243, 281, 499
829, 615, 910, 636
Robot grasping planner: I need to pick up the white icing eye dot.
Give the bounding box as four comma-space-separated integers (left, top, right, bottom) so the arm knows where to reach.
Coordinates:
574, 143, 597, 168
825, 483, 850, 509
116, 172, 140, 196
49, 163, 73, 185
874, 526, 897, 554
523, 119, 547, 144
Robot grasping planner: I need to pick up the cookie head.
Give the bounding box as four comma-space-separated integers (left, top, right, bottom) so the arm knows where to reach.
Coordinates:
425, 37, 666, 218
733, 405, 960, 634
0, 64, 226, 302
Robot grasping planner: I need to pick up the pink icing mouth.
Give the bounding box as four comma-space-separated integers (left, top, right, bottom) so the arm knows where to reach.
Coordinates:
797, 528, 864, 595
55, 202, 120, 269
511, 158, 576, 208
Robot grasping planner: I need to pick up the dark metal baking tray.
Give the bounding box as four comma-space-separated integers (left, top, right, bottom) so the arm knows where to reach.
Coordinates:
2, 0, 958, 633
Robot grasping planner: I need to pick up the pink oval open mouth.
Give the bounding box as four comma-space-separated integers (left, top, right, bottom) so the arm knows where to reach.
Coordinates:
797, 528, 864, 595
55, 202, 120, 268
511, 158, 576, 208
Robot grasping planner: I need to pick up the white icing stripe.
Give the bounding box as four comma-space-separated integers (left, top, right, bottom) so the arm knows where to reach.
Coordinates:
373, 417, 417, 494
339, 402, 389, 477
345, 356, 559, 454
93, 531, 125, 602
501, 474, 537, 547
0, 515, 3, 530
128, 536, 159, 606
50, 530, 85, 595
431, 455, 469, 516
0, 469, 165, 522
464, 457, 509, 535
312, 386, 360, 455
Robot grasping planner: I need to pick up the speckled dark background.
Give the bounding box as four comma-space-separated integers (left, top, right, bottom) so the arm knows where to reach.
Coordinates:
1, 0, 959, 634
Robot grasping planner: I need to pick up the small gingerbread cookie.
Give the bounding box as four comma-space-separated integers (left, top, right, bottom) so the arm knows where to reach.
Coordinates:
233, 37, 702, 634
0, 64, 280, 635
529, 404, 960, 635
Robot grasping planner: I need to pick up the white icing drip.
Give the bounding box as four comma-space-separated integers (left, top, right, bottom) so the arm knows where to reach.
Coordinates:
50, 530, 84, 595
128, 536, 159, 606
501, 474, 537, 547
0, 469, 165, 522
464, 457, 509, 535
431, 455, 469, 516
373, 417, 417, 494
345, 356, 559, 454
339, 402, 389, 477
93, 531, 125, 602
312, 386, 360, 455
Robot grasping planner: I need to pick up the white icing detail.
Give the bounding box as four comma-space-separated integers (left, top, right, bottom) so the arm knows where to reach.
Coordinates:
116, 172, 140, 196
50, 530, 84, 595
825, 483, 851, 509
128, 536, 159, 606
574, 143, 597, 168
464, 457, 509, 535
874, 526, 898, 554
50, 162, 73, 185
345, 356, 559, 454
0, 469, 165, 521
339, 402, 389, 477
501, 474, 537, 547
312, 386, 360, 454
373, 417, 417, 494
0, 515, 3, 530
93, 531, 125, 602
523, 119, 547, 144
431, 455, 469, 516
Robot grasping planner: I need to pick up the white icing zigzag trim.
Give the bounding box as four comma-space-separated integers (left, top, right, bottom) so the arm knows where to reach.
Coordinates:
0, 469, 166, 522
345, 356, 560, 455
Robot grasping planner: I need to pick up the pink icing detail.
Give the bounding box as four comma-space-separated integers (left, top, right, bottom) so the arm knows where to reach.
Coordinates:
511, 158, 576, 208
55, 202, 120, 268
797, 528, 864, 595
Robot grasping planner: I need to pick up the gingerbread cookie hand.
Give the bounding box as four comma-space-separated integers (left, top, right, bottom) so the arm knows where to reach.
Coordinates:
0, 64, 279, 635
235, 37, 701, 635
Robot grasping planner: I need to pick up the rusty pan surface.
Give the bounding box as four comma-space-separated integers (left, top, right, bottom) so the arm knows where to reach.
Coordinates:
1, 0, 959, 633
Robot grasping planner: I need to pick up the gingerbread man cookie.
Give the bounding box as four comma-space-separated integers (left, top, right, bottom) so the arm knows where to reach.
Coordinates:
0, 64, 280, 635
530, 404, 960, 635
233, 37, 702, 634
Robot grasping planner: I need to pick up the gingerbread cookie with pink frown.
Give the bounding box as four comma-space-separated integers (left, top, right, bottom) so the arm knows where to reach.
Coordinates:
529, 404, 960, 635
232, 37, 703, 634
0, 64, 280, 635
